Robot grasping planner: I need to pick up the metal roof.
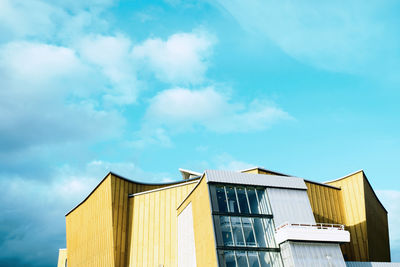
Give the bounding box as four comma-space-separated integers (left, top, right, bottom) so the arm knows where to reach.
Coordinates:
205, 169, 307, 190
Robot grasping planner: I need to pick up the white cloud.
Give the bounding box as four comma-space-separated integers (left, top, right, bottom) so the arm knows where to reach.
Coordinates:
214, 153, 254, 171
0, 159, 176, 266
215, 0, 400, 76
132, 29, 216, 84
0, 41, 124, 152
145, 86, 290, 133
376, 190, 400, 261
133, 86, 290, 147
78, 35, 140, 104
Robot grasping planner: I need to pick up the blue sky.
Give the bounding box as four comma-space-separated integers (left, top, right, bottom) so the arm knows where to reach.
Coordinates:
1, 0, 400, 266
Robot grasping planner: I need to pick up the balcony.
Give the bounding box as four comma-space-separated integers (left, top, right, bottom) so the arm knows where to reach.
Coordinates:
274, 222, 350, 244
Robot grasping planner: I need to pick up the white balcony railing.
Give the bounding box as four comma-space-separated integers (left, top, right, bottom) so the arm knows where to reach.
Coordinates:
274, 221, 350, 244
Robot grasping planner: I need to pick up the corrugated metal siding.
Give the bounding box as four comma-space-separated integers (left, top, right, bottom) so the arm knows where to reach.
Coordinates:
267, 188, 315, 227
346, 262, 400, 267
282, 241, 346, 267
126, 182, 197, 267
205, 170, 307, 190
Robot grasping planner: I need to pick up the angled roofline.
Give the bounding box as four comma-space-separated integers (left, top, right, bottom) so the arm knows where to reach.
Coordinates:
65, 171, 197, 216
304, 179, 341, 190
239, 166, 292, 177
323, 169, 364, 184
325, 169, 387, 214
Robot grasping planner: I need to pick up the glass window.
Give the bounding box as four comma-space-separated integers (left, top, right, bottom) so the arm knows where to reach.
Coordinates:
222, 251, 236, 267
236, 187, 250, 214
231, 217, 245, 246
253, 218, 266, 247
259, 252, 271, 267
236, 251, 248, 266
226, 186, 239, 213
248, 251, 260, 267
247, 188, 260, 214
263, 219, 277, 248
257, 189, 271, 214
219, 216, 234, 246
242, 218, 256, 246
216, 186, 228, 212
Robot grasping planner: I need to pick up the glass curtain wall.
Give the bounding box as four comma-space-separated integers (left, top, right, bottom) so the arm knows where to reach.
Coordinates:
210, 184, 283, 267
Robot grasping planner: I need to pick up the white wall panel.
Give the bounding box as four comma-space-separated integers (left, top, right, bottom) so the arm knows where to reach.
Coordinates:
205, 170, 307, 190
267, 188, 315, 227
178, 203, 197, 267
281, 241, 346, 267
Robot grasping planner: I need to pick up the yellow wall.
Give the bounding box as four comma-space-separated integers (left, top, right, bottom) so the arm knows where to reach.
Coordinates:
177, 177, 218, 267
126, 182, 197, 267
327, 171, 369, 261
57, 249, 67, 267
306, 181, 345, 225
66, 174, 115, 267
363, 174, 390, 261
65, 172, 196, 267
110, 174, 166, 267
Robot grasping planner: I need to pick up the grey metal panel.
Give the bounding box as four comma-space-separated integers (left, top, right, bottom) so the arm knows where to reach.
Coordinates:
281, 241, 346, 267
205, 170, 307, 190
346, 262, 400, 267
267, 188, 315, 227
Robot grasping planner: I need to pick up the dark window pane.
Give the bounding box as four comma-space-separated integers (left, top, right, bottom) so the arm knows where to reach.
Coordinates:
248, 251, 260, 267
226, 187, 239, 213
242, 218, 256, 246
256, 189, 271, 214
253, 218, 266, 247
237, 187, 250, 214
216, 186, 228, 212
247, 188, 260, 214
231, 217, 245, 246
220, 216, 234, 246
263, 219, 277, 248
223, 251, 236, 267
236, 251, 248, 267
259, 252, 272, 267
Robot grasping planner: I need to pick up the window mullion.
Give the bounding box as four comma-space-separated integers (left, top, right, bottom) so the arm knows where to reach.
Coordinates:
234, 187, 241, 213
245, 251, 250, 267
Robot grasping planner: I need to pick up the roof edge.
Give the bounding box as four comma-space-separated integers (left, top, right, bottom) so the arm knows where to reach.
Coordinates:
65, 171, 192, 217
304, 179, 341, 190
324, 169, 364, 184
239, 166, 291, 177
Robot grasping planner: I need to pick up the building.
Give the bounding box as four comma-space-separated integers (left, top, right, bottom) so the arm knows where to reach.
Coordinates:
57, 167, 398, 267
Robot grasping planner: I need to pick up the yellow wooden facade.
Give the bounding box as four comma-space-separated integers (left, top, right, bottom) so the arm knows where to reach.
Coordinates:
126, 181, 197, 266
61, 168, 390, 266
243, 167, 390, 262
177, 176, 219, 267
65, 172, 198, 267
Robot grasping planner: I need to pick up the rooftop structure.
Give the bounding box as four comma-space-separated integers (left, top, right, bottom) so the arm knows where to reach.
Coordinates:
57, 167, 397, 267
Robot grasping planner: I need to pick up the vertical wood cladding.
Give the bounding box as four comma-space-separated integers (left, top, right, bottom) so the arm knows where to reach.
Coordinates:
126, 182, 197, 267
66, 172, 197, 267
66, 174, 115, 267
110, 174, 168, 267
363, 174, 391, 262
177, 177, 219, 267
